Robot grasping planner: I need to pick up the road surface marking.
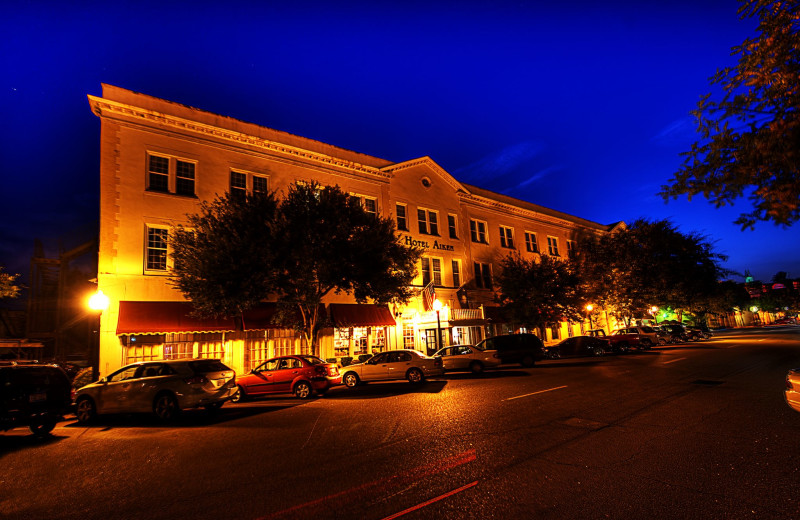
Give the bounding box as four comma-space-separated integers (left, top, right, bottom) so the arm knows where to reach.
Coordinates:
663, 357, 686, 365
380, 481, 479, 520
503, 385, 567, 401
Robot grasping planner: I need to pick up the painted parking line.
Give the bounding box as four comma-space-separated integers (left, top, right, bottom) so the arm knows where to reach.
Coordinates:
381, 480, 479, 520
503, 385, 567, 401
663, 357, 686, 365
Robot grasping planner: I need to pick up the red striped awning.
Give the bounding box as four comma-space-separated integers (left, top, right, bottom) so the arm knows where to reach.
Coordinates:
116, 301, 237, 334
329, 303, 396, 328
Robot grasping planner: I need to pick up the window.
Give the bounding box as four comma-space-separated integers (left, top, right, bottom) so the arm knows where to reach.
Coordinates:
452, 259, 461, 287
146, 227, 169, 271
421, 258, 431, 286
403, 323, 415, 349
417, 209, 439, 235
566, 240, 576, 258
470, 219, 488, 244
148, 155, 169, 192
352, 194, 378, 217
500, 226, 515, 248
525, 232, 539, 253
432, 258, 442, 286
197, 333, 224, 359
473, 262, 492, 289
164, 333, 194, 359
447, 214, 458, 239
175, 160, 195, 196
146, 153, 196, 196
547, 236, 560, 256
396, 203, 408, 231
253, 175, 268, 195
230, 171, 247, 200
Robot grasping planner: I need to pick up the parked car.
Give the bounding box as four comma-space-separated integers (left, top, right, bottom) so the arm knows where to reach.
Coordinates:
608, 327, 657, 351
340, 349, 444, 387
1, 361, 73, 436
654, 324, 687, 343
785, 368, 800, 413
546, 336, 613, 359
685, 326, 712, 340
433, 344, 501, 374
774, 317, 797, 325
73, 359, 236, 423
474, 333, 545, 367
231, 355, 340, 401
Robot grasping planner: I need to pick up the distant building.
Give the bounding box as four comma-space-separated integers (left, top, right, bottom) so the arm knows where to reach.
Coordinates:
88, 84, 623, 376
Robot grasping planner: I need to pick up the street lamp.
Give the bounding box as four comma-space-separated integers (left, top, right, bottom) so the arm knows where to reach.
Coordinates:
649, 306, 659, 325
585, 304, 594, 330
88, 289, 109, 312
433, 298, 443, 354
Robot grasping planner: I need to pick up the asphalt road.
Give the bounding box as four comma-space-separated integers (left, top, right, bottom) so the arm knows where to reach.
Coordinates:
2, 327, 800, 520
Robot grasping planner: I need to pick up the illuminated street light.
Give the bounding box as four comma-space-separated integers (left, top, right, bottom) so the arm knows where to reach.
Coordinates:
585, 304, 594, 330
88, 289, 109, 312
649, 306, 659, 325
433, 299, 443, 353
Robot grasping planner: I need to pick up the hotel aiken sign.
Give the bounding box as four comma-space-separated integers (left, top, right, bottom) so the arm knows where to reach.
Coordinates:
402, 234, 455, 252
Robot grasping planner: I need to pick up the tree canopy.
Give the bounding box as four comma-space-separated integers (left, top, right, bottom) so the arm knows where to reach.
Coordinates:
660, 0, 800, 228
170, 182, 421, 352
496, 253, 585, 335
0, 266, 21, 299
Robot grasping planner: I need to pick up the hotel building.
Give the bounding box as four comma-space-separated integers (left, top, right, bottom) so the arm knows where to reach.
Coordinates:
88, 84, 623, 377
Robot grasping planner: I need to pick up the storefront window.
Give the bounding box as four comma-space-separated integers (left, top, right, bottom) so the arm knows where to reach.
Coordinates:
198, 333, 225, 359
164, 333, 194, 359
124, 344, 161, 364
402, 323, 415, 349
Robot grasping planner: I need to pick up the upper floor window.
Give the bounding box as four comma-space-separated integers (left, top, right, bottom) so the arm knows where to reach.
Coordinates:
499, 226, 515, 249
447, 214, 458, 239
547, 236, 560, 256
452, 259, 461, 287
147, 153, 196, 197
470, 219, 488, 244
252, 175, 268, 195
352, 194, 378, 217
420, 257, 443, 286
396, 203, 408, 231
525, 231, 539, 253
566, 240, 576, 258
231, 170, 269, 200
417, 209, 439, 235
473, 262, 492, 289
145, 226, 169, 272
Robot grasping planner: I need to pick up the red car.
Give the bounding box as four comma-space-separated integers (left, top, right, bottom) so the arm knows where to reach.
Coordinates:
231, 355, 341, 401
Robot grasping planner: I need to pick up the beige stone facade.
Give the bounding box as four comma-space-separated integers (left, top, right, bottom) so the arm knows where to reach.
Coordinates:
88, 84, 621, 377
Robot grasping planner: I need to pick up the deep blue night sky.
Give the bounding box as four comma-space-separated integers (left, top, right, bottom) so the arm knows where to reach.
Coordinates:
2, 0, 799, 284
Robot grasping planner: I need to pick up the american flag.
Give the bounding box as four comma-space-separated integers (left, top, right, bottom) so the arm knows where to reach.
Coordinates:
422, 280, 436, 311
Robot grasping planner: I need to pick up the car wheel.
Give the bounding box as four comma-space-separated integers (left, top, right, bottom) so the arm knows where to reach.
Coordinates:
521, 355, 535, 368
29, 418, 56, 436
407, 367, 424, 384
75, 396, 96, 424
593, 346, 604, 356
294, 381, 313, 399
343, 372, 359, 388
153, 392, 180, 421
469, 361, 484, 375
229, 385, 245, 403
640, 339, 652, 349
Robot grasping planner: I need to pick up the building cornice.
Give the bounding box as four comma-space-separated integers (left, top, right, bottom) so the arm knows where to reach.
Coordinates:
88, 95, 393, 181
460, 192, 603, 232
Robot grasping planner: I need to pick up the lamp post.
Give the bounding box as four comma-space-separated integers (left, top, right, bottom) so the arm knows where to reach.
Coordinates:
585, 304, 594, 330
649, 306, 659, 325
433, 299, 443, 354
87, 289, 109, 380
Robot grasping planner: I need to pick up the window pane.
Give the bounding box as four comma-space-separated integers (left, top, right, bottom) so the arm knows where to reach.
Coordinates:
474, 262, 483, 288
146, 227, 168, 271
253, 175, 268, 194
452, 260, 461, 287
417, 209, 427, 234
432, 258, 442, 286
428, 212, 438, 235
421, 257, 431, 286
363, 198, 377, 216
482, 264, 492, 289
175, 160, 195, 196
230, 171, 247, 200
396, 204, 407, 231
448, 215, 457, 239
148, 155, 169, 192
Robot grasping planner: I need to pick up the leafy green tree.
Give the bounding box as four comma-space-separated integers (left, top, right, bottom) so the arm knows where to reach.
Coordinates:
273, 182, 421, 351
576, 219, 730, 324
170, 191, 280, 320
496, 253, 585, 336
0, 266, 21, 299
660, 1, 800, 228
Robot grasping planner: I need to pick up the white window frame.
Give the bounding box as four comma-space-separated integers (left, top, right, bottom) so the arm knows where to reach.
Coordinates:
470, 219, 488, 244
500, 225, 515, 249
525, 231, 539, 253
352, 193, 378, 217
473, 261, 492, 289
396, 203, 409, 231
566, 239, 576, 258
147, 152, 197, 196
447, 214, 459, 239
145, 225, 170, 273
451, 259, 462, 288
417, 208, 439, 235
547, 236, 560, 256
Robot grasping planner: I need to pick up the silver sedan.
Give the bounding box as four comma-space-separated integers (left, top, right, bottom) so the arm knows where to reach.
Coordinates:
340, 349, 444, 387
434, 344, 501, 374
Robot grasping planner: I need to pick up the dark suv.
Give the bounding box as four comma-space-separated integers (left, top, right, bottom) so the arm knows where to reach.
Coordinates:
1, 362, 72, 436
475, 333, 545, 367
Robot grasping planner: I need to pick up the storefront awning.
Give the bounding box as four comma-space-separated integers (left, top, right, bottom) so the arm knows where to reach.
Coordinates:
116, 301, 237, 334
329, 303, 396, 328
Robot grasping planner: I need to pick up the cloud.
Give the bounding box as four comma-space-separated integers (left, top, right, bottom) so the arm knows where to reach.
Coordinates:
651, 116, 697, 146
505, 165, 562, 192
454, 141, 545, 182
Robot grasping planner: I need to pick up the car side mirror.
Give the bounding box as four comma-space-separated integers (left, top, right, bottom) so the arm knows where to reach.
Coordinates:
98, 377, 107, 384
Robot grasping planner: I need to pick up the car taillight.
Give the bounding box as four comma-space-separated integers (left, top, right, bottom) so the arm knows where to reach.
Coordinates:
329, 366, 339, 376
185, 375, 208, 385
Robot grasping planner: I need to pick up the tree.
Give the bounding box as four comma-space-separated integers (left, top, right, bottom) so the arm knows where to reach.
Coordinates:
272, 182, 421, 351
0, 266, 21, 299
170, 191, 280, 320
496, 253, 585, 336
170, 182, 422, 354
576, 219, 730, 324
660, 1, 800, 229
